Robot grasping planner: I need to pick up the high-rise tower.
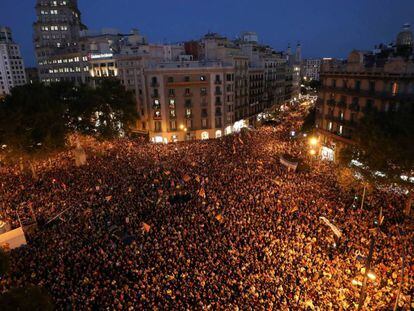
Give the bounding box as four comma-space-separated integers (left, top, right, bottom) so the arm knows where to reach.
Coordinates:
33, 0, 88, 83
0, 26, 27, 96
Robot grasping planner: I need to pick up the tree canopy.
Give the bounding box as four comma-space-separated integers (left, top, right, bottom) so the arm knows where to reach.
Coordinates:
339, 104, 414, 187
0, 286, 53, 311
0, 79, 137, 159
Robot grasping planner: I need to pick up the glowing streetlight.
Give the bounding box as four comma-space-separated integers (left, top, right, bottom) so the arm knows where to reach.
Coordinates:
309, 149, 316, 156
184, 128, 188, 132
352, 279, 363, 286
179, 124, 185, 130
367, 271, 376, 281
309, 137, 318, 146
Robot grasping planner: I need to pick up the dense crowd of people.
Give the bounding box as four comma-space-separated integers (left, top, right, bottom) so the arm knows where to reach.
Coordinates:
0, 105, 412, 310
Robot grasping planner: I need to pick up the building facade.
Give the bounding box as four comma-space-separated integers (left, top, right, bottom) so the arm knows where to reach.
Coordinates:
301, 58, 322, 81
0, 26, 27, 97
315, 25, 414, 161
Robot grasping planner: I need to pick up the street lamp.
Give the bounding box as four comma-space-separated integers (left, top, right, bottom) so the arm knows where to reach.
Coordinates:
309, 137, 318, 146
309, 149, 316, 156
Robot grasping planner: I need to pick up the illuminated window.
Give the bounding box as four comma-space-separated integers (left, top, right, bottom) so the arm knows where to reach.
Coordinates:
169, 99, 175, 108
392, 82, 398, 96
328, 122, 333, 131
339, 125, 343, 135
201, 132, 209, 140
185, 108, 192, 117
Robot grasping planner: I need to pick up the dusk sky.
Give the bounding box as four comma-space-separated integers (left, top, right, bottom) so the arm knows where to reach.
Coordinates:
1, 0, 413, 66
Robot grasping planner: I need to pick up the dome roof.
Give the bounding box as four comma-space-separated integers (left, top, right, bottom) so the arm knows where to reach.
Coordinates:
396, 23, 413, 46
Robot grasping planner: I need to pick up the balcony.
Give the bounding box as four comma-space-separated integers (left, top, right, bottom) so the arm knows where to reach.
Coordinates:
327, 99, 336, 106
151, 93, 159, 99
184, 92, 193, 97
337, 100, 347, 108
215, 111, 222, 117
214, 80, 222, 85
215, 90, 223, 95
349, 103, 361, 112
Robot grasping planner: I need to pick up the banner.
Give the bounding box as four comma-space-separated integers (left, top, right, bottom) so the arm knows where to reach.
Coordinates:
0, 227, 27, 250
280, 156, 298, 171
319, 217, 342, 238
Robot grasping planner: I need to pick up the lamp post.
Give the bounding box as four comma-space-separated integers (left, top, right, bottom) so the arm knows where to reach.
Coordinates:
393, 241, 407, 310
357, 235, 375, 310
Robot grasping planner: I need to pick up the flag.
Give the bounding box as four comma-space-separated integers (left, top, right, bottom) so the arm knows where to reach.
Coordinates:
142, 222, 151, 232
198, 187, 206, 198
105, 196, 112, 202
183, 175, 191, 183
319, 217, 342, 238
215, 214, 223, 223
290, 205, 298, 214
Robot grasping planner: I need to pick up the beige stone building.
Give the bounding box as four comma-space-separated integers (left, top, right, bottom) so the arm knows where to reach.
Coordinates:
316, 25, 414, 161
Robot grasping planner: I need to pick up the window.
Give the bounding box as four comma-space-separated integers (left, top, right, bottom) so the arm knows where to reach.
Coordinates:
201, 131, 209, 140
154, 121, 162, 132
365, 99, 373, 111
153, 99, 160, 108
202, 119, 207, 128
226, 74, 232, 82
185, 88, 191, 95
332, 79, 336, 87
169, 99, 175, 108
169, 120, 177, 130
185, 108, 192, 117
339, 125, 343, 135
184, 76, 190, 82
168, 89, 175, 96
185, 99, 192, 108
328, 122, 333, 131
168, 76, 174, 83
355, 80, 361, 91
369, 81, 375, 92
215, 117, 222, 128
392, 82, 398, 96
201, 87, 207, 95
186, 119, 192, 128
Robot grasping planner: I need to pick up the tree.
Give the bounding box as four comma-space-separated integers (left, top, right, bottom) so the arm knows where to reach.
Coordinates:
339, 104, 414, 213
66, 79, 138, 139
0, 83, 68, 159
301, 106, 316, 133
0, 286, 53, 311
0, 248, 10, 277
0, 79, 138, 162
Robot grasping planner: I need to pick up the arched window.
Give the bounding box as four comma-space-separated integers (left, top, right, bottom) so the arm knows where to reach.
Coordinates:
201, 132, 209, 140
215, 130, 222, 138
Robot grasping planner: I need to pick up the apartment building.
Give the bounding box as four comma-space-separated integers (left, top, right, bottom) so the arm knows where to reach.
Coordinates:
315, 24, 414, 161
301, 58, 322, 81
0, 26, 27, 97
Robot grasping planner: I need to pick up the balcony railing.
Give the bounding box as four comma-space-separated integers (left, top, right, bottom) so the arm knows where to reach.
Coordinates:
349, 103, 361, 112
215, 90, 223, 95
184, 92, 193, 97
214, 80, 222, 85
337, 100, 347, 108
327, 99, 336, 106
151, 82, 160, 87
